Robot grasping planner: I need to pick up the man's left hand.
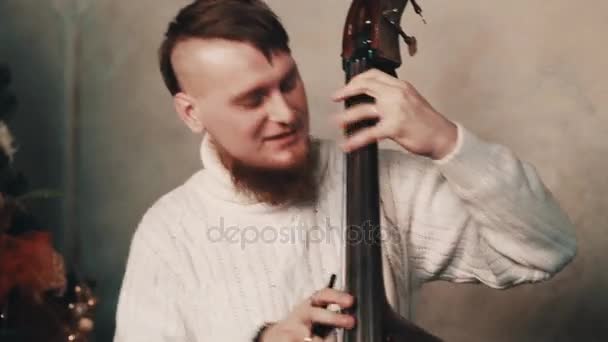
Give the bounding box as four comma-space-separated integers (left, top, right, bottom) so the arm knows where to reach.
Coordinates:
332, 69, 458, 160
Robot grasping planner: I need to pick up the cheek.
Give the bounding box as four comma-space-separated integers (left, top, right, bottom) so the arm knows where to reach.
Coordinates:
243, 112, 267, 139
284, 88, 308, 118
221, 112, 267, 151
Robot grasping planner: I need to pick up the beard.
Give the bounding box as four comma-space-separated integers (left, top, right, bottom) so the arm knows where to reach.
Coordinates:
211, 137, 319, 206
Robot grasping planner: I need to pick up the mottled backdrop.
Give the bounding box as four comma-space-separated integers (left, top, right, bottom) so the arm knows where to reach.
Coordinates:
0, 0, 605, 341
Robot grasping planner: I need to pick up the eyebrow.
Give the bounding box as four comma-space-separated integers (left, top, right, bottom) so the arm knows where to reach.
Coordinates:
231, 63, 298, 105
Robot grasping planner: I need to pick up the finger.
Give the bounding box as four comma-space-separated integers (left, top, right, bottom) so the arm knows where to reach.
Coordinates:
332, 77, 393, 102
304, 307, 355, 329
358, 68, 404, 88
342, 124, 388, 152
269, 323, 310, 342
332, 103, 380, 129
332, 68, 404, 101
309, 288, 355, 308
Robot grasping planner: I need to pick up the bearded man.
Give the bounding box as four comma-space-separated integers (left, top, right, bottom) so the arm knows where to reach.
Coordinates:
114, 1, 577, 341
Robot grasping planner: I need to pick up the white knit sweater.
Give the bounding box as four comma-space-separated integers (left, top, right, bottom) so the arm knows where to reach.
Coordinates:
114, 123, 576, 341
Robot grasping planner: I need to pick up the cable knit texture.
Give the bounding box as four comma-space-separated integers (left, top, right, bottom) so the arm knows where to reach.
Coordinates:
114, 123, 576, 341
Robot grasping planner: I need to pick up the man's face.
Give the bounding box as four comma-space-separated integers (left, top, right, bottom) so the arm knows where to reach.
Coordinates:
172, 38, 310, 171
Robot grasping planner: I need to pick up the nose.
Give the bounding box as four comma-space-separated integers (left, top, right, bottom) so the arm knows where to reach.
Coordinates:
266, 90, 296, 125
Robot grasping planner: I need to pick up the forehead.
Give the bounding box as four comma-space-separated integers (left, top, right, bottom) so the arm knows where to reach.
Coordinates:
171, 38, 294, 97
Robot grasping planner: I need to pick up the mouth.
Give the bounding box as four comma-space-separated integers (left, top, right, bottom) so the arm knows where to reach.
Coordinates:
265, 129, 297, 141
263, 129, 300, 146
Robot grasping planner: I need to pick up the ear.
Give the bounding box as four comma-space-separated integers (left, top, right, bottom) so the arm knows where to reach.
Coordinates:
173, 92, 204, 133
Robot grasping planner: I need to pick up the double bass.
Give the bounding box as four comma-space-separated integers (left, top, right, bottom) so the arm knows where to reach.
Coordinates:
340, 0, 443, 340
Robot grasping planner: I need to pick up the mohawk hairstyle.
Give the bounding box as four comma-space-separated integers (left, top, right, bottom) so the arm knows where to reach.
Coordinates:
159, 0, 290, 95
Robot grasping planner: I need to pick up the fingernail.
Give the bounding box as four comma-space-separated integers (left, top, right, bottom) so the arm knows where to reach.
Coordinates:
345, 316, 356, 328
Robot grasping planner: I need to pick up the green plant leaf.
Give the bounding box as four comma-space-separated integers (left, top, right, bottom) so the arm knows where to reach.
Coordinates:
17, 189, 63, 201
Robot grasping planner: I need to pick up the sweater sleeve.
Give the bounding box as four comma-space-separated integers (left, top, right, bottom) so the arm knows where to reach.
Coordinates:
114, 209, 188, 342
382, 122, 577, 288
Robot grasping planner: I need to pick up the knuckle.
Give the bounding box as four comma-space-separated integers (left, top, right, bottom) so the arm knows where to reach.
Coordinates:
397, 85, 409, 98
351, 73, 364, 83
368, 103, 379, 114
369, 68, 382, 77
386, 126, 399, 138
316, 288, 328, 296
309, 291, 320, 303
353, 133, 365, 143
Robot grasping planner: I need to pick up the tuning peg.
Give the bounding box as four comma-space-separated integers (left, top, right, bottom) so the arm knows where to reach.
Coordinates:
381, 11, 418, 56
393, 24, 418, 56
401, 33, 418, 56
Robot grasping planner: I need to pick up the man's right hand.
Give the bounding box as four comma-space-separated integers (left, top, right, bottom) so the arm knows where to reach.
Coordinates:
260, 287, 356, 342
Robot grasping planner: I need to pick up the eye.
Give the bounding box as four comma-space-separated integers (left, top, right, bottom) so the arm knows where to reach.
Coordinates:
280, 73, 298, 93
241, 91, 266, 109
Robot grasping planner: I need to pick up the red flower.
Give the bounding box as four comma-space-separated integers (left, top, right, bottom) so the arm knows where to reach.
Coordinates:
0, 231, 66, 304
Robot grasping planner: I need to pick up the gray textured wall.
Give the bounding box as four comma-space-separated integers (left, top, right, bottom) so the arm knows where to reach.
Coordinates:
1, 0, 606, 341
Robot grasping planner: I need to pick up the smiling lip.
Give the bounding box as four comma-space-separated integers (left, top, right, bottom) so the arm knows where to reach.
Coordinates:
265, 130, 296, 141
263, 130, 299, 146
